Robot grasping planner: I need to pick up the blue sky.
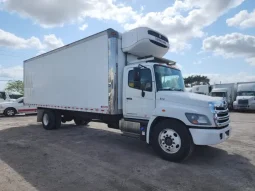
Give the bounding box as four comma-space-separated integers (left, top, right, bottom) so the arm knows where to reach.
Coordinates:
0, 0, 254, 89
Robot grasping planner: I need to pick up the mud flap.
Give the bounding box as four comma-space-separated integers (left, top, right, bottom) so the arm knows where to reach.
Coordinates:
140, 124, 147, 141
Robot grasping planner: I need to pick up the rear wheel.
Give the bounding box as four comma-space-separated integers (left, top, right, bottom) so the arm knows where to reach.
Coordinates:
74, 119, 90, 126
152, 119, 194, 162
4, 108, 16, 117
42, 110, 61, 130
107, 123, 119, 129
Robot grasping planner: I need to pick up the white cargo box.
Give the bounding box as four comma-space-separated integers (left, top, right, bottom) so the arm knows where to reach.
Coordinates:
24, 29, 125, 115
122, 27, 169, 58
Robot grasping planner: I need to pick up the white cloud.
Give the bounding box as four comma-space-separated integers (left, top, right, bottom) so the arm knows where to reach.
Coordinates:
203, 33, 255, 66
0, 82, 8, 91
124, 0, 244, 52
2, 0, 139, 28
43, 34, 64, 50
193, 60, 202, 65
0, 29, 43, 49
140, 5, 145, 12
0, 65, 23, 79
226, 9, 255, 28
184, 72, 255, 84
0, 65, 23, 90
2, 0, 245, 53
0, 29, 64, 52
79, 23, 88, 31
192, 56, 211, 65
176, 63, 183, 70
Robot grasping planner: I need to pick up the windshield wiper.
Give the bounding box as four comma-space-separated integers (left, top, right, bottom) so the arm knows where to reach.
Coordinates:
158, 88, 184, 92
169, 88, 183, 91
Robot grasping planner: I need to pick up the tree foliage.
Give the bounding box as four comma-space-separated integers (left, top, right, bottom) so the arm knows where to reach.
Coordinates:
184, 75, 210, 87
5, 80, 24, 95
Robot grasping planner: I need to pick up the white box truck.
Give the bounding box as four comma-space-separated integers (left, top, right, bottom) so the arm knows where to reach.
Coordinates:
191, 85, 213, 95
211, 83, 236, 109
233, 82, 255, 111
24, 27, 231, 162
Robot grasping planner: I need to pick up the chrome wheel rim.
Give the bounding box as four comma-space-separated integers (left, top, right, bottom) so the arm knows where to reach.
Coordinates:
43, 113, 49, 126
7, 110, 14, 116
158, 129, 181, 154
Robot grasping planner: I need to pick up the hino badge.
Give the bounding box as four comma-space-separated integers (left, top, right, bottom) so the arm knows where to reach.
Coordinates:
24, 27, 231, 162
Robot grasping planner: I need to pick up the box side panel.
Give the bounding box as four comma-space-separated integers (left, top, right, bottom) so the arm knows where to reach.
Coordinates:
117, 38, 125, 111
24, 33, 109, 112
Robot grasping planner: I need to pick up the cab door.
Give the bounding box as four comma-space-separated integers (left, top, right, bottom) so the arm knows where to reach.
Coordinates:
16, 98, 35, 114
124, 66, 156, 120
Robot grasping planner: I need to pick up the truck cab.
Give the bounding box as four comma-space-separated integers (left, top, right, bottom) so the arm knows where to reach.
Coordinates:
123, 57, 181, 121
233, 83, 255, 110
211, 88, 228, 106
122, 56, 231, 161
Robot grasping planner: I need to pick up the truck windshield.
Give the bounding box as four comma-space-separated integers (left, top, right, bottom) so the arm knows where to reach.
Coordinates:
211, 92, 226, 97
154, 65, 184, 91
237, 91, 255, 96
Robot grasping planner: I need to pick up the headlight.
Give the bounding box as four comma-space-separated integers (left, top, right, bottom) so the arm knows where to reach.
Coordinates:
185, 113, 212, 125
208, 102, 215, 113
209, 101, 227, 113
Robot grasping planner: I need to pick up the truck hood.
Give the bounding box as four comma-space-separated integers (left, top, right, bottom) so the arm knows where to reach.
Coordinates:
0, 101, 16, 106
236, 96, 254, 100
157, 91, 222, 108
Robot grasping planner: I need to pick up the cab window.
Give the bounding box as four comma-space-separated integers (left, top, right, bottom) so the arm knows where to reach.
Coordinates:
9, 94, 23, 99
128, 69, 152, 92
0, 92, 6, 100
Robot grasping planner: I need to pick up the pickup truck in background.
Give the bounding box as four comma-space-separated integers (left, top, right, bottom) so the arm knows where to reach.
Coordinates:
0, 91, 23, 103
0, 97, 37, 116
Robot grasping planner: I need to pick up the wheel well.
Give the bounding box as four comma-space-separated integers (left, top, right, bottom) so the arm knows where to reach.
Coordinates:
4, 107, 17, 114
149, 117, 187, 143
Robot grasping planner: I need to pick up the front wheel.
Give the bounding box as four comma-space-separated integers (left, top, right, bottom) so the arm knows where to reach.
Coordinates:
4, 108, 16, 117
152, 119, 194, 162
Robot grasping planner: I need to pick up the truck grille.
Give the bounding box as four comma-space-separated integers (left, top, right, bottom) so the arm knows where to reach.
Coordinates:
215, 106, 230, 127
238, 99, 248, 105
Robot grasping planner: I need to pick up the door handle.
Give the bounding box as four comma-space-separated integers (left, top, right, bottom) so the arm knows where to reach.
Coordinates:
126, 98, 132, 100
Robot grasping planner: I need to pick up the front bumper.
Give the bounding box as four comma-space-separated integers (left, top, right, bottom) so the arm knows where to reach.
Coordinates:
234, 104, 255, 110
189, 125, 231, 145
0, 109, 5, 114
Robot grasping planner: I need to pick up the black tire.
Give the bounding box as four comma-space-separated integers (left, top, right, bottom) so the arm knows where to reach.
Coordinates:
55, 111, 61, 129
74, 119, 89, 126
107, 123, 119, 129
4, 108, 16, 117
151, 119, 194, 162
42, 110, 61, 130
